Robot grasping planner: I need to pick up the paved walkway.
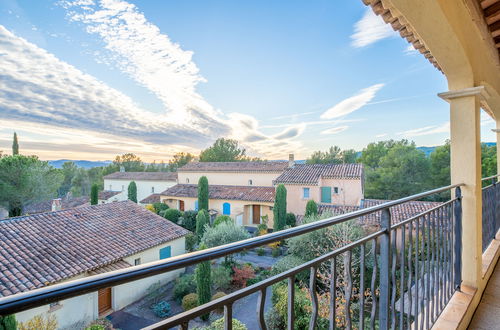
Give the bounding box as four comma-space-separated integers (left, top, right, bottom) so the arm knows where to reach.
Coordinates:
107, 310, 154, 330
469, 262, 500, 329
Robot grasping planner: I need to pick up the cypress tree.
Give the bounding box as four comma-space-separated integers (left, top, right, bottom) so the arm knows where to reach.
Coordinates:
305, 200, 318, 217
12, 133, 19, 155
128, 181, 137, 203
196, 243, 211, 321
90, 184, 99, 205
197, 176, 209, 211
196, 210, 209, 239
273, 184, 287, 231
0, 315, 17, 330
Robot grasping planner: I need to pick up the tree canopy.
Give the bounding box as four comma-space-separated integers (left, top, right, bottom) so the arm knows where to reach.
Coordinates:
307, 146, 358, 164
168, 152, 195, 171
113, 153, 145, 172
199, 138, 248, 162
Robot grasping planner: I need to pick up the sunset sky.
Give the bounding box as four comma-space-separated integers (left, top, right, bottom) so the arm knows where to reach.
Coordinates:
0, 0, 496, 162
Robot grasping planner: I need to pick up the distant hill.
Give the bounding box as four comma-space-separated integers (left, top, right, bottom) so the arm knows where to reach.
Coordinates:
417, 142, 496, 156
48, 159, 112, 169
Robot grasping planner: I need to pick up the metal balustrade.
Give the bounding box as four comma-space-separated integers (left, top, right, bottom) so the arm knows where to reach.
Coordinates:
0, 184, 464, 330
482, 175, 500, 251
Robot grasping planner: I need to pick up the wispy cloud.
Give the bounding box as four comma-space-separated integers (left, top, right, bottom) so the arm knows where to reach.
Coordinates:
351, 8, 395, 48
397, 122, 450, 137
404, 44, 418, 55
481, 112, 495, 126
320, 84, 384, 119
375, 133, 388, 138
321, 126, 349, 135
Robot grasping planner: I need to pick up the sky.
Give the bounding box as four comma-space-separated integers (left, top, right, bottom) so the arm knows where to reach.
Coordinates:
0, 0, 496, 162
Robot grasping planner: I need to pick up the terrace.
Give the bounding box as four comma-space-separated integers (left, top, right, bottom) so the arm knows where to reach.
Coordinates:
1, 0, 500, 329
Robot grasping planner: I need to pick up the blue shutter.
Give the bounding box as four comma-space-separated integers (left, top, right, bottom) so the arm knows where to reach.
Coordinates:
223, 202, 231, 215
195, 200, 199, 211
321, 187, 332, 203
159, 246, 171, 260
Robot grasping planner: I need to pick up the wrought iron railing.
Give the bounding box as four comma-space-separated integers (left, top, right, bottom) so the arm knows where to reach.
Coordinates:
0, 184, 464, 330
482, 174, 500, 251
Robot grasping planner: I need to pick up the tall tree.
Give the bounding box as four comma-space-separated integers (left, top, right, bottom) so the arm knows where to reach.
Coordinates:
0, 155, 62, 216
113, 153, 145, 172
90, 184, 99, 205
70, 168, 91, 197
198, 176, 209, 211
195, 243, 211, 321
273, 184, 287, 231
58, 161, 78, 197
128, 181, 137, 203
430, 141, 450, 188
0, 315, 16, 330
358, 140, 412, 169
169, 152, 195, 171
481, 143, 497, 178
199, 138, 247, 162
12, 133, 19, 155
307, 146, 342, 164
196, 210, 209, 239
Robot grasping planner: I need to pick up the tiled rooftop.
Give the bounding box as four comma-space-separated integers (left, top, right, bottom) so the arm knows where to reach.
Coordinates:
0, 200, 189, 297
103, 171, 178, 181
140, 193, 162, 204
161, 184, 275, 203
23, 196, 89, 215
98, 190, 122, 200
274, 163, 363, 185
178, 161, 289, 172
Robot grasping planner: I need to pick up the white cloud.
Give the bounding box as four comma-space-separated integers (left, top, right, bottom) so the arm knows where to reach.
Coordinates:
321, 126, 349, 135
320, 84, 384, 119
375, 133, 388, 138
351, 8, 395, 48
404, 44, 418, 55
481, 112, 495, 126
397, 122, 450, 137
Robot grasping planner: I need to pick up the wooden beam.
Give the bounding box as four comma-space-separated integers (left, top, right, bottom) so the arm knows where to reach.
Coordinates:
481, 0, 500, 10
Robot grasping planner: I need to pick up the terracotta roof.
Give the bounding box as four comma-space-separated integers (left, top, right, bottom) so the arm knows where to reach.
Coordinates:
23, 196, 89, 215
0, 201, 189, 297
98, 190, 121, 200
88, 260, 132, 275
178, 161, 289, 173
103, 171, 178, 181
274, 163, 363, 185
140, 194, 162, 204
161, 184, 275, 203
318, 198, 442, 226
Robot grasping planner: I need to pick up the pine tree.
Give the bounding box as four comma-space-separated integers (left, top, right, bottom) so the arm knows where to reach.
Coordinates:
196, 243, 211, 321
12, 133, 19, 155
305, 200, 318, 217
0, 315, 17, 330
128, 181, 137, 203
198, 176, 209, 211
273, 184, 287, 231
90, 184, 99, 205
196, 210, 209, 239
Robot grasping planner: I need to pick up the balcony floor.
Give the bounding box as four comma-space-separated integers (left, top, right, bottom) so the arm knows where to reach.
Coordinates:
469, 261, 500, 329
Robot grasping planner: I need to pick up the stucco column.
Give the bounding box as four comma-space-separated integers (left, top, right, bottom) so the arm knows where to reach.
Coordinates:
496, 120, 500, 176
439, 87, 483, 288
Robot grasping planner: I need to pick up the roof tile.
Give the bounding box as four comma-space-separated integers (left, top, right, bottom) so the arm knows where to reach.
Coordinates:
103, 172, 178, 181
178, 161, 289, 173
274, 163, 363, 185
162, 184, 275, 203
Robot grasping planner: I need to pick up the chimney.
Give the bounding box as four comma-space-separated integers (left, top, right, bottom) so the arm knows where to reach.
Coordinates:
120, 166, 125, 172
288, 154, 295, 168
51, 198, 62, 212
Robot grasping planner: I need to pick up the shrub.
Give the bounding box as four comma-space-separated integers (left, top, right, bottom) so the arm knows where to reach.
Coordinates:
201, 222, 250, 248
84, 319, 112, 330
305, 200, 318, 217
173, 274, 196, 303
153, 202, 169, 214
85, 326, 104, 330
285, 213, 296, 227
211, 291, 227, 314
204, 318, 247, 330
182, 293, 199, 311
128, 181, 137, 203
163, 208, 182, 223
90, 184, 98, 205
256, 247, 265, 256
196, 210, 210, 238
213, 215, 232, 227
264, 308, 286, 330
143, 281, 167, 307
211, 266, 232, 291
180, 210, 198, 232
232, 265, 255, 288
271, 247, 281, 258
145, 204, 156, 213
185, 233, 197, 252
273, 184, 287, 231
271, 255, 309, 284
18, 314, 57, 330
0, 315, 16, 330
256, 223, 268, 233
151, 301, 171, 318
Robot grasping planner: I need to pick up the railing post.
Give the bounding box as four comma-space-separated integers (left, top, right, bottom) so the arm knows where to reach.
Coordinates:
379, 208, 391, 330
454, 187, 462, 290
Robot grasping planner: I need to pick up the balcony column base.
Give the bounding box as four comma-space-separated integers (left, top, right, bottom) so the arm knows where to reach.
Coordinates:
439, 87, 483, 288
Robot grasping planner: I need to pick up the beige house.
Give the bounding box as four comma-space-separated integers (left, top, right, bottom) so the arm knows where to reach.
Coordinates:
0, 201, 188, 328
103, 171, 178, 202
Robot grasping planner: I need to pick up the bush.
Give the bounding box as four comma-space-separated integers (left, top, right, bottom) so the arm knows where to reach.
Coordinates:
173, 274, 196, 303
256, 223, 268, 233
211, 291, 227, 314
305, 200, 318, 217
18, 314, 57, 330
285, 213, 296, 227
264, 308, 286, 330
0, 315, 16, 330
151, 301, 171, 318
196, 210, 210, 238
232, 265, 255, 288
84, 319, 112, 330
128, 181, 137, 203
271, 255, 309, 283
214, 215, 232, 227
163, 208, 182, 223
185, 233, 197, 252
153, 202, 169, 214
85, 326, 104, 330
256, 247, 265, 256
211, 266, 232, 291
204, 318, 247, 330
271, 247, 281, 258
180, 210, 198, 232
182, 293, 199, 311
201, 222, 251, 248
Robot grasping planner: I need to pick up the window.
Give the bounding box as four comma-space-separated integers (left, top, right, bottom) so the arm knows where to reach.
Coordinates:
121, 185, 124, 191
248, 179, 253, 185
134, 258, 141, 266
333, 187, 339, 194
223, 202, 231, 215
194, 200, 199, 211
320, 187, 332, 203
186, 178, 190, 183
159, 246, 171, 260
151, 187, 155, 193
303, 188, 310, 199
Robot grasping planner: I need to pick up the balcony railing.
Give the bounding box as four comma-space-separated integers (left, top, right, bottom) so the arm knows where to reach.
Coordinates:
482, 174, 500, 251
0, 184, 465, 329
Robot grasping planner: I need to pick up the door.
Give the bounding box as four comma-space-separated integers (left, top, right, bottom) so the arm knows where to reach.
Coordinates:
236, 214, 243, 226
179, 200, 185, 211
98, 287, 112, 315
321, 187, 332, 203
252, 205, 260, 224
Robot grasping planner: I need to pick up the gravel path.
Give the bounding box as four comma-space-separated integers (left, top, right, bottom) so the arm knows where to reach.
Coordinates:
231, 286, 273, 328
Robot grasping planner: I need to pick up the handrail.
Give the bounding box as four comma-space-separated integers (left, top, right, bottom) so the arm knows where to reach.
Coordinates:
481, 174, 500, 181
0, 183, 464, 315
